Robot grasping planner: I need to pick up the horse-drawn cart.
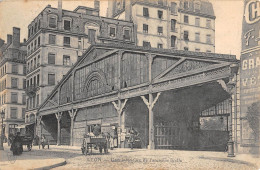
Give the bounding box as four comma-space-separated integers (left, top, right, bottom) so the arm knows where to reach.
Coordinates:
21, 135, 33, 151
81, 135, 108, 155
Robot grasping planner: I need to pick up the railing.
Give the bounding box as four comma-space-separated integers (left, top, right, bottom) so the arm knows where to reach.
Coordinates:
25, 85, 38, 95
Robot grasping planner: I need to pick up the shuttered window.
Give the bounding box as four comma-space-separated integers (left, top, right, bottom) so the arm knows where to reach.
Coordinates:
12, 64, 18, 74
11, 78, 18, 88
49, 34, 56, 44
11, 107, 17, 119
48, 73, 55, 85
49, 17, 57, 28
11, 93, 18, 103
48, 53, 55, 64
143, 7, 149, 17
123, 29, 130, 40
63, 37, 70, 46
88, 29, 96, 43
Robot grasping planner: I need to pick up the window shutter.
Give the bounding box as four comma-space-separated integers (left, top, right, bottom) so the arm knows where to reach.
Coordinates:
48, 53, 55, 64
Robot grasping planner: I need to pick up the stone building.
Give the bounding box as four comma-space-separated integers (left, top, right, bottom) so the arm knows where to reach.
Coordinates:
0, 28, 27, 140
107, 0, 215, 52
25, 1, 136, 131
37, 43, 238, 150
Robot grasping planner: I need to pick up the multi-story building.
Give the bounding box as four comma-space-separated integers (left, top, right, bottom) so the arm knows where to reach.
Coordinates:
25, 1, 136, 126
0, 27, 27, 140
108, 0, 215, 52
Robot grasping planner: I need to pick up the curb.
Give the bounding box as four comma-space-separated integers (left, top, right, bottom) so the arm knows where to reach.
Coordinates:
35, 159, 66, 170
199, 156, 258, 169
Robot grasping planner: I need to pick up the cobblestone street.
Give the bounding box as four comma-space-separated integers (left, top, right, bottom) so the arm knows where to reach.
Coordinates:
2, 144, 257, 170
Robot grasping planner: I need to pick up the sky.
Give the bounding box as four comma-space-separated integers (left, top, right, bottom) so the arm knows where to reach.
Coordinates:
0, 0, 244, 59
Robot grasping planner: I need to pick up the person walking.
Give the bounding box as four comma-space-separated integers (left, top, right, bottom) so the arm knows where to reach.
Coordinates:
41, 135, 46, 149
129, 127, 136, 150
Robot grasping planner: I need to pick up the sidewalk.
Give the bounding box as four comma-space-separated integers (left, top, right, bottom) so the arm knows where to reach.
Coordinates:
0, 143, 66, 170
50, 145, 260, 169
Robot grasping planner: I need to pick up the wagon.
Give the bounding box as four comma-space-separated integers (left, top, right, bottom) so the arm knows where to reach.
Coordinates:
81, 136, 108, 155
21, 135, 33, 151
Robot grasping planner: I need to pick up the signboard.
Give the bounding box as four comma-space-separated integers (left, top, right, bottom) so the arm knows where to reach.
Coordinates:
240, 0, 260, 145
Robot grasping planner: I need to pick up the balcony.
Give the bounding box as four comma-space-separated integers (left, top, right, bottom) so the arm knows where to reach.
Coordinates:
25, 85, 38, 96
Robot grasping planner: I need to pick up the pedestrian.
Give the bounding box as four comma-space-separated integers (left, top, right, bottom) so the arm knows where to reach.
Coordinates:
10, 132, 23, 155
41, 135, 46, 149
129, 127, 136, 150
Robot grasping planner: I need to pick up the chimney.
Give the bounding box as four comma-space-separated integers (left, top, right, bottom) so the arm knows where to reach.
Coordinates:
94, 0, 100, 11
125, 0, 132, 21
58, 0, 62, 22
12, 27, 20, 48
7, 34, 12, 45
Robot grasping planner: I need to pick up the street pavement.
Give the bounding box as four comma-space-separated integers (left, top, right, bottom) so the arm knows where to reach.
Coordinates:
0, 143, 259, 170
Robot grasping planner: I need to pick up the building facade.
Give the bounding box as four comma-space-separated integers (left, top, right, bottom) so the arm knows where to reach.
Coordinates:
0, 27, 27, 140
107, 0, 215, 52
25, 2, 136, 126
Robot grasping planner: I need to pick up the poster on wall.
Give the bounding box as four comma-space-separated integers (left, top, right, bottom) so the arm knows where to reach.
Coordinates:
240, 0, 260, 145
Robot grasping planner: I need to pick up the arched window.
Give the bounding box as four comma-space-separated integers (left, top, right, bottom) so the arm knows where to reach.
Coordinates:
85, 22, 100, 43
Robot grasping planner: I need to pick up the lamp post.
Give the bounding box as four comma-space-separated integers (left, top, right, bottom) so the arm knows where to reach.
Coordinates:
0, 109, 5, 150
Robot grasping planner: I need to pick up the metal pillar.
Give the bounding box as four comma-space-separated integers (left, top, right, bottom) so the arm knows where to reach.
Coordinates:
55, 112, 62, 146
141, 92, 161, 150
69, 109, 78, 146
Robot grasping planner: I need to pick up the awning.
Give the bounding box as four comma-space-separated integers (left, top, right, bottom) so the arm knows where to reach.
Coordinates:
16, 122, 35, 129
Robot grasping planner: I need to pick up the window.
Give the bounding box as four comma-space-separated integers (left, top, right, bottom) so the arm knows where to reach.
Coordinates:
143, 7, 149, 17
158, 0, 163, 5
36, 94, 39, 107
34, 40, 37, 50
38, 36, 41, 47
22, 108, 26, 119
11, 93, 18, 103
158, 10, 163, 19
123, 29, 130, 40
49, 34, 56, 44
48, 53, 55, 64
23, 79, 26, 89
171, 2, 177, 14
184, 1, 189, 9
22, 94, 26, 104
184, 31, 189, 41
195, 48, 200, 52
88, 29, 96, 43
171, 19, 176, 32
206, 19, 211, 28
206, 34, 211, 44
194, 2, 201, 12
158, 26, 163, 35
37, 74, 40, 85
109, 27, 116, 37
12, 64, 18, 74
37, 55, 40, 66
157, 43, 163, 49
63, 37, 70, 46
171, 35, 176, 47
143, 24, 148, 33
184, 15, 189, 24
64, 20, 71, 31
10, 107, 17, 119
23, 66, 26, 75
195, 17, 200, 26
48, 73, 55, 85
63, 55, 70, 66
195, 32, 200, 42
49, 16, 57, 28
184, 47, 189, 51
143, 41, 151, 48
11, 78, 18, 88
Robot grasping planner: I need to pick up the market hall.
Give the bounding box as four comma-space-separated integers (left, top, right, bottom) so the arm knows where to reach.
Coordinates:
36, 43, 239, 151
